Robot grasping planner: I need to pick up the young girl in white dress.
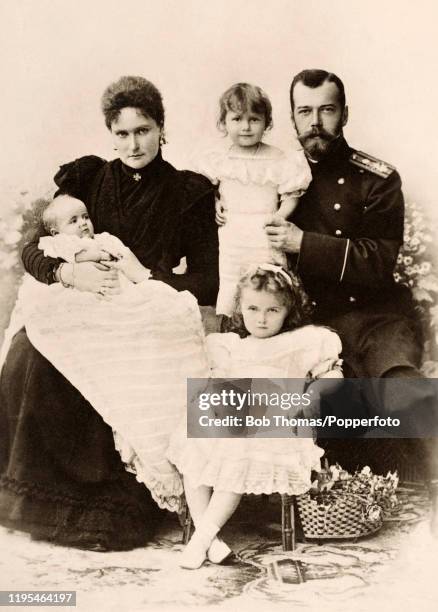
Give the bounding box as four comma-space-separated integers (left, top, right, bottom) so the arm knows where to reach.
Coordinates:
11, 195, 210, 513
167, 264, 343, 568
195, 83, 311, 317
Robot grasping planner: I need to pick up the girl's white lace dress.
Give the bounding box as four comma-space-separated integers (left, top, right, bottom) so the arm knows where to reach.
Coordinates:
196, 145, 311, 316
167, 326, 342, 496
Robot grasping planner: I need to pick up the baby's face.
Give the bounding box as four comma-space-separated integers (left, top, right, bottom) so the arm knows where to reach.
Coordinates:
240, 287, 288, 339
52, 197, 94, 238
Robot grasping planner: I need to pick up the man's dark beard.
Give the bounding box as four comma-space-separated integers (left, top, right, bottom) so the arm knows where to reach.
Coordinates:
298, 127, 341, 161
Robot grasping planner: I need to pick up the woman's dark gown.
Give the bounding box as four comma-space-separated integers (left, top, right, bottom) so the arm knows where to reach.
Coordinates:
0, 153, 218, 550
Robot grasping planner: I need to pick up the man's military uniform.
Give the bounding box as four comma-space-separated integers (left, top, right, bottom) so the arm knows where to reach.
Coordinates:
290, 137, 438, 481
291, 137, 422, 378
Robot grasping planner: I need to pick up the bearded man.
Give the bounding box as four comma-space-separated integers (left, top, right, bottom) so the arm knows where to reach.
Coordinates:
264, 69, 438, 533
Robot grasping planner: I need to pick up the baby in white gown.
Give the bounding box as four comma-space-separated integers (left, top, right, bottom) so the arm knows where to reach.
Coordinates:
12, 195, 210, 512
168, 264, 342, 568
195, 83, 311, 316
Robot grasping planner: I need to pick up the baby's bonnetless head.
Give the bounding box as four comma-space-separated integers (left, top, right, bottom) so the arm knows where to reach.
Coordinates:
43, 195, 94, 238
231, 264, 312, 338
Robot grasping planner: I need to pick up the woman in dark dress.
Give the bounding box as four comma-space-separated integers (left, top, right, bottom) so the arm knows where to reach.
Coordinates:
0, 76, 218, 551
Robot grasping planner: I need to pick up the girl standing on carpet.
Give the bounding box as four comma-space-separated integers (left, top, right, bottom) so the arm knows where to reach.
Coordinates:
168, 264, 343, 568
195, 83, 311, 317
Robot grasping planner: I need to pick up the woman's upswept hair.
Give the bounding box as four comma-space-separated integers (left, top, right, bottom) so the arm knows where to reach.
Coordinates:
230, 265, 312, 337
101, 76, 165, 129
218, 83, 273, 131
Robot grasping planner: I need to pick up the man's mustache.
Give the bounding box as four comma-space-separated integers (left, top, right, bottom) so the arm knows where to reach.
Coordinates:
300, 127, 334, 141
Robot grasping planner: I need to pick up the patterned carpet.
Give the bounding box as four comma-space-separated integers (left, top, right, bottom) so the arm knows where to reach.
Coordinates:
0, 486, 437, 611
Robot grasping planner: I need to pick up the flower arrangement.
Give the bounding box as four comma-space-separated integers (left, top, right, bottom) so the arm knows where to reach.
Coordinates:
298, 462, 400, 537
394, 201, 438, 361
310, 463, 399, 522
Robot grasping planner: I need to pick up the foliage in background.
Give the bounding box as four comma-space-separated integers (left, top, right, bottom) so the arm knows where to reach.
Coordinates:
0, 190, 52, 274
0, 189, 52, 340
394, 201, 438, 363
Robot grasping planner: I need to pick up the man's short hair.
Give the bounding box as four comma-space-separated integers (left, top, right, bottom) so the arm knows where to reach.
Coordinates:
290, 69, 346, 111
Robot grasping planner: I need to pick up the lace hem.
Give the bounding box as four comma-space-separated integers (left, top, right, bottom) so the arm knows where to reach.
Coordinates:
113, 433, 183, 513
167, 441, 323, 496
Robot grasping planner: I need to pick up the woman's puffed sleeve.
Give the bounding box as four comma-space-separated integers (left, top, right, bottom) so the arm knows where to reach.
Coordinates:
54, 155, 106, 199
278, 149, 312, 199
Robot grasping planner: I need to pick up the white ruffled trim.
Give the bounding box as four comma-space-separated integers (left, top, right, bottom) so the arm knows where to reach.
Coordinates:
195, 146, 311, 195
168, 438, 324, 496
39, 234, 88, 263
38, 233, 130, 263
204, 327, 342, 378
114, 432, 184, 513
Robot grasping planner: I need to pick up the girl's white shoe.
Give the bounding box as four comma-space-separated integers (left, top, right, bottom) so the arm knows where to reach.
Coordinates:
207, 538, 232, 564
180, 519, 220, 569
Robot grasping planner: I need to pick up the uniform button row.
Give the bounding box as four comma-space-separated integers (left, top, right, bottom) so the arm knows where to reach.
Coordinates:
334, 203, 341, 211
337, 178, 345, 184
335, 229, 342, 236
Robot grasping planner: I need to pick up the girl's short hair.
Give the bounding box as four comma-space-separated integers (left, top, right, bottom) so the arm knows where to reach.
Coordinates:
230, 265, 312, 337
218, 83, 273, 130
101, 76, 165, 130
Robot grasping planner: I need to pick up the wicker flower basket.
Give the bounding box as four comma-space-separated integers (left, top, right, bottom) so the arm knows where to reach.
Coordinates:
296, 488, 383, 540
295, 464, 398, 540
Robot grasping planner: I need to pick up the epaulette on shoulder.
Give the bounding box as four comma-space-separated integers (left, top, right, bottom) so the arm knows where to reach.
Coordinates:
349, 150, 396, 178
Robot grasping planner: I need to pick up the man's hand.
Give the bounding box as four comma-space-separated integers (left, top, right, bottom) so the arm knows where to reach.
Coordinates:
215, 200, 228, 226
62, 262, 120, 295
264, 214, 303, 253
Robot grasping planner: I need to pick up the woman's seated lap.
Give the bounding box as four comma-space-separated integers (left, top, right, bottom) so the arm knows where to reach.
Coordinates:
0, 75, 218, 551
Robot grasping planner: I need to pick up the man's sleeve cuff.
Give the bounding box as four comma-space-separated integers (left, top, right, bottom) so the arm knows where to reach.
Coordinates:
298, 231, 349, 282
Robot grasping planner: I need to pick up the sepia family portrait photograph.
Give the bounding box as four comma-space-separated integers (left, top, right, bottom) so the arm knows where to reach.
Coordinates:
0, 1, 437, 610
